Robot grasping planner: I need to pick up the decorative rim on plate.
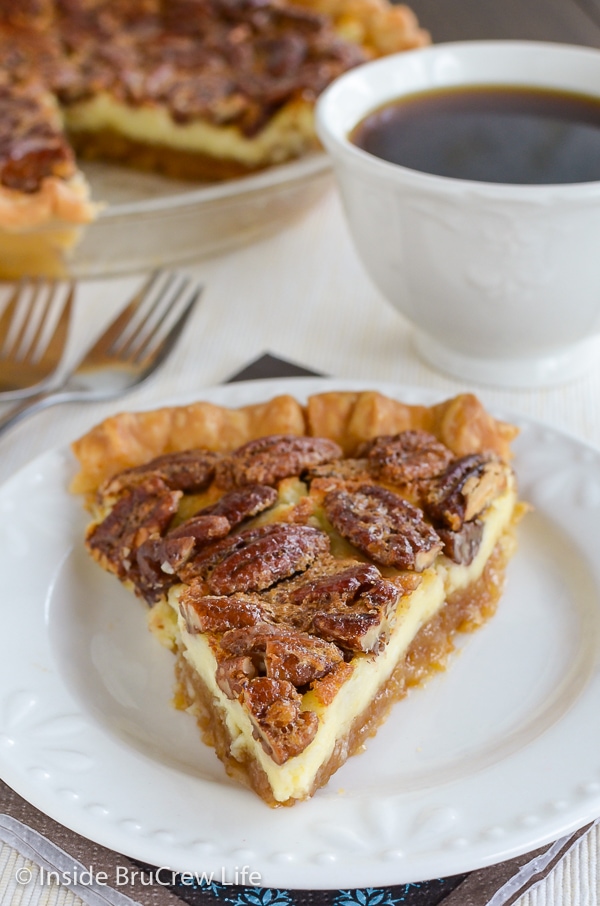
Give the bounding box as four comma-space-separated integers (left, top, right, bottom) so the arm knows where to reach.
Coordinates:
1, 378, 599, 889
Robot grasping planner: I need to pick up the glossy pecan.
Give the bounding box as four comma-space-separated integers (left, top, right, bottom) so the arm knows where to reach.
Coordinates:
216, 655, 257, 699
134, 514, 231, 603
438, 520, 484, 566
242, 677, 319, 765
311, 611, 386, 653
86, 477, 181, 580
100, 449, 220, 500
167, 513, 231, 545
424, 454, 507, 531
220, 621, 343, 687
179, 589, 268, 634
181, 523, 330, 593
324, 484, 442, 571
288, 563, 400, 653
217, 435, 343, 488
135, 534, 196, 604
198, 484, 277, 527
264, 634, 344, 687
363, 430, 454, 491
304, 458, 370, 487
289, 563, 391, 610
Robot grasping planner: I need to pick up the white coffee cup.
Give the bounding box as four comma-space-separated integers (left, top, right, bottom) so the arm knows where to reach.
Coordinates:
316, 41, 600, 388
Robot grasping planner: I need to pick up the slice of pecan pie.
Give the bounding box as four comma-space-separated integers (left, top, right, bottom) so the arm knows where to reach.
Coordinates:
73, 390, 524, 806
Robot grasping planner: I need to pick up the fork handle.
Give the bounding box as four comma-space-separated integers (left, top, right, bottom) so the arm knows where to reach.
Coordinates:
0, 388, 71, 438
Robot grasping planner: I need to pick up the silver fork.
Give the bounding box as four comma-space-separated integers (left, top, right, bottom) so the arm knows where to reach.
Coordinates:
0, 279, 74, 398
0, 269, 202, 439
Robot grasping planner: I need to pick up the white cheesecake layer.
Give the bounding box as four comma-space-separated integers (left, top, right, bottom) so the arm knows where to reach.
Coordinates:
64, 93, 316, 166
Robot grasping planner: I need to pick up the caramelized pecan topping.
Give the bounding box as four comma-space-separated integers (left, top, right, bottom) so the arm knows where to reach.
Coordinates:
265, 634, 343, 687
100, 449, 220, 500
220, 621, 343, 687
216, 655, 257, 699
324, 484, 442, 571
53, 0, 365, 138
133, 485, 278, 603
289, 563, 389, 610
242, 677, 318, 765
0, 84, 74, 193
179, 589, 267, 634
180, 522, 330, 593
363, 430, 454, 492
134, 514, 230, 603
198, 484, 277, 526
311, 611, 385, 654
167, 513, 231, 544
218, 435, 343, 488
304, 457, 371, 488
437, 520, 484, 566
286, 563, 399, 653
424, 454, 507, 531
136, 534, 196, 603
86, 477, 181, 580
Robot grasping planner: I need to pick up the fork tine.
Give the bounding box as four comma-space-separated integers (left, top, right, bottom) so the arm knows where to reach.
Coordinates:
0, 278, 74, 397
139, 283, 202, 371
0, 282, 24, 356
20, 280, 66, 364
128, 273, 193, 363
20, 281, 52, 362
34, 282, 74, 369
86, 269, 162, 358
114, 270, 180, 359
2, 280, 38, 360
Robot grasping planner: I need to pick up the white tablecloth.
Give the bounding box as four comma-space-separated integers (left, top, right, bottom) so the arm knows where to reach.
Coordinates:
3, 184, 600, 484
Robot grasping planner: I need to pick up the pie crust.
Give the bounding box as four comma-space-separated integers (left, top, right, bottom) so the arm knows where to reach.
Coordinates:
73, 390, 523, 806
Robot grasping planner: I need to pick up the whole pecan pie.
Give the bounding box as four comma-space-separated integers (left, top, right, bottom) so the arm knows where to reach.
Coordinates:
0, 0, 427, 277
74, 389, 524, 806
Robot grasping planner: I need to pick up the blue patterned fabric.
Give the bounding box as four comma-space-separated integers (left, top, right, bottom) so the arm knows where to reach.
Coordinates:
167, 877, 467, 906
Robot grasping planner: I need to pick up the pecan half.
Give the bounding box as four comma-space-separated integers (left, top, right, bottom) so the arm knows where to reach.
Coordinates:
216, 656, 257, 699
304, 458, 370, 487
135, 486, 276, 599
134, 514, 231, 603
264, 634, 344, 687
324, 484, 443, 571
198, 484, 277, 526
311, 611, 385, 654
86, 477, 181, 580
287, 563, 399, 653
289, 563, 390, 610
424, 455, 507, 531
181, 523, 330, 593
99, 449, 220, 500
167, 513, 232, 544
438, 520, 484, 566
218, 435, 343, 488
179, 589, 268, 634
220, 621, 343, 687
242, 677, 318, 765
136, 534, 196, 603
364, 430, 454, 493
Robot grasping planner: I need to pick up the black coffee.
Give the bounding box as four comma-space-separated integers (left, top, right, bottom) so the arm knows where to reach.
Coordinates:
350, 85, 600, 184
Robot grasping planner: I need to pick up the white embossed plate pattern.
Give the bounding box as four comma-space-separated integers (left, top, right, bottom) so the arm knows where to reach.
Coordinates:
1, 378, 600, 889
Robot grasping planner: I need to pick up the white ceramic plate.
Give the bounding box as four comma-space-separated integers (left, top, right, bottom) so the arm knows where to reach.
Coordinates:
1, 377, 600, 889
